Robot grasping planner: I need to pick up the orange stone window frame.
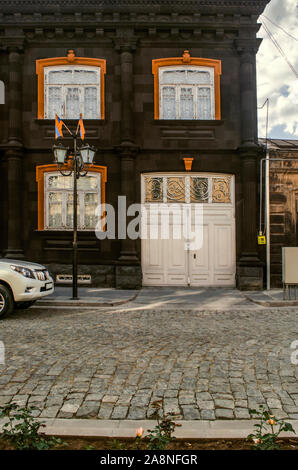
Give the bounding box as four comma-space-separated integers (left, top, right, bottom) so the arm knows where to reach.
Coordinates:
36, 51, 106, 120
36, 164, 107, 231
152, 51, 222, 120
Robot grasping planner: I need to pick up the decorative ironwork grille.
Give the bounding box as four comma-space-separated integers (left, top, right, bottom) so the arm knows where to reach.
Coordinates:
145, 177, 163, 202
190, 177, 209, 202
144, 175, 231, 204
212, 177, 231, 203
167, 177, 185, 203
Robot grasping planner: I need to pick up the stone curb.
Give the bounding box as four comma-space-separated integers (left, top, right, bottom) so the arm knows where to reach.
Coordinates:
244, 295, 298, 308
1, 418, 297, 439
36, 293, 138, 308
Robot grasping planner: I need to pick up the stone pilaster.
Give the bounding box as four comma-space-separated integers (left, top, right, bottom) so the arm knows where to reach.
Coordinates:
115, 144, 142, 289
237, 148, 263, 290
120, 47, 134, 144
5, 147, 24, 259
7, 47, 23, 145
115, 39, 137, 144
236, 40, 263, 290
4, 43, 25, 259
236, 40, 260, 148
114, 39, 141, 288
116, 144, 139, 262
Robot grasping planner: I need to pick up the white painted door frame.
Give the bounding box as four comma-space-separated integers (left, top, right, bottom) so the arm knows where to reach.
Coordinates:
141, 172, 236, 287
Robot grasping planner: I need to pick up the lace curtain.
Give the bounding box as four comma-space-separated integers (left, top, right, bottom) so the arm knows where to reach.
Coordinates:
180, 87, 194, 120
161, 69, 210, 85
197, 88, 211, 120
84, 87, 98, 119
160, 67, 213, 120
65, 87, 80, 119
46, 173, 100, 230
45, 66, 100, 119
48, 193, 62, 228
47, 69, 97, 85
47, 87, 63, 119
84, 193, 99, 228
162, 86, 176, 119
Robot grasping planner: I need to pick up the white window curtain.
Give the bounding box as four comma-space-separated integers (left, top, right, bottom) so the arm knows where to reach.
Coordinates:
84, 87, 98, 119
162, 86, 176, 119
48, 87, 63, 119
159, 66, 215, 120
45, 172, 101, 230
197, 87, 212, 120
180, 87, 194, 120
65, 87, 80, 118
44, 66, 100, 119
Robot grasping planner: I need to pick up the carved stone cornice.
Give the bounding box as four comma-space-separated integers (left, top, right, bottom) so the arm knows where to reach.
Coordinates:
0, 1, 271, 13
1, 141, 23, 152
114, 37, 138, 53
0, 1, 271, 30
0, 36, 25, 52
238, 143, 260, 158
115, 142, 139, 158
0, 16, 265, 31
235, 38, 262, 55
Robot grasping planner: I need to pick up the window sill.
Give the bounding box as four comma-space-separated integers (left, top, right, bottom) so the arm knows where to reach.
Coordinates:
35, 229, 100, 234
153, 120, 223, 126
34, 119, 106, 125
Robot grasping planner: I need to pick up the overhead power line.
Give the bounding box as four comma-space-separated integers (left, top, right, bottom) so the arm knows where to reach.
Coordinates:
261, 20, 298, 79
261, 14, 298, 42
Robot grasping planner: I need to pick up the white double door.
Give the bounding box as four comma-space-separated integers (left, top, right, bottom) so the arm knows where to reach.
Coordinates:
141, 173, 236, 287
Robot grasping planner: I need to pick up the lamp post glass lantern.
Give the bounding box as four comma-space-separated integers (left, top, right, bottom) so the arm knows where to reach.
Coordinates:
53, 143, 68, 164
52, 128, 97, 300
80, 145, 96, 165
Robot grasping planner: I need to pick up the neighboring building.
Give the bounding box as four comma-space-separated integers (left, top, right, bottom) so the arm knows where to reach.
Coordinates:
259, 138, 298, 287
0, 0, 270, 290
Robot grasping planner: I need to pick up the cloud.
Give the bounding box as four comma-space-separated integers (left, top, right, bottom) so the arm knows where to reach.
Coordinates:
257, 0, 298, 139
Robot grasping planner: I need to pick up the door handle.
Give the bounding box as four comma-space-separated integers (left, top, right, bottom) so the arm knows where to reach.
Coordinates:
194, 254, 196, 259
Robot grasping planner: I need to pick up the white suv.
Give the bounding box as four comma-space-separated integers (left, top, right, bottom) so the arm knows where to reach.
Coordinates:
0, 259, 54, 318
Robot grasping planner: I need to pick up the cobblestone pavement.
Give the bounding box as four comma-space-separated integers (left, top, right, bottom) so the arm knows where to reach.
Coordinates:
0, 306, 297, 420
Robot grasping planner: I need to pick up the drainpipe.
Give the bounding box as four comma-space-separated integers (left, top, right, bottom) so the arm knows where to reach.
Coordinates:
265, 147, 270, 290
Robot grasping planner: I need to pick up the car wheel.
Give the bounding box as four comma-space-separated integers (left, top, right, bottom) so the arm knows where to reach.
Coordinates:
0, 285, 14, 319
15, 300, 36, 310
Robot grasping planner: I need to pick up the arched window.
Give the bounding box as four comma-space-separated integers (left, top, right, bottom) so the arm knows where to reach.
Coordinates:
152, 51, 221, 120
36, 164, 107, 231
36, 50, 106, 120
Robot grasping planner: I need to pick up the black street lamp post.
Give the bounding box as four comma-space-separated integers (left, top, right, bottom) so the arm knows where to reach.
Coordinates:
53, 130, 96, 300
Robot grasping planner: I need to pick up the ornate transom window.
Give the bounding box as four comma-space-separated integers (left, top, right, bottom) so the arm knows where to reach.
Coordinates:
152, 51, 222, 120
144, 175, 231, 204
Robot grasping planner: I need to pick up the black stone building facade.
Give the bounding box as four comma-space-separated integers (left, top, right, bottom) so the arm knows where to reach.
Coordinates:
0, 0, 270, 290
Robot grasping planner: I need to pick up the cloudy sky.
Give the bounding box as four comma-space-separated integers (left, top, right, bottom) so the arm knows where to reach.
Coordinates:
257, 0, 298, 139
